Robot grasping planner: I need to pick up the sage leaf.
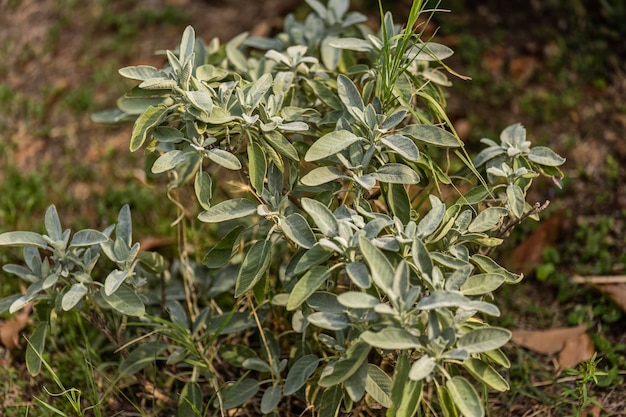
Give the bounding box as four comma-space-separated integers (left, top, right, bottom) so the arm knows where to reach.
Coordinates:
408, 355, 436, 381
463, 358, 509, 392
219, 379, 259, 410
281, 213, 317, 249
202, 225, 245, 269
365, 364, 392, 408
301, 166, 344, 186
130, 104, 168, 152
358, 235, 393, 294
260, 384, 282, 414
304, 130, 362, 162
69, 229, 109, 248
287, 266, 330, 311
361, 328, 421, 350
446, 376, 484, 417
319, 341, 370, 387
207, 149, 242, 170
458, 327, 511, 353
528, 146, 566, 166
100, 285, 145, 316
25, 322, 48, 376
301, 198, 339, 237
0, 231, 47, 249
318, 385, 342, 417
401, 124, 462, 148
307, 311, 349, 331
380, 134, 420, 161
119, 341, 168, 376
371, 163, 420, 184
234, 240, 271, 297
247, 141, 266, 193
460, 273, 505, 295
467, 207, 509, 233
284, 354, 319, 395
198, 199, 257, 223
61, 283, 88, 311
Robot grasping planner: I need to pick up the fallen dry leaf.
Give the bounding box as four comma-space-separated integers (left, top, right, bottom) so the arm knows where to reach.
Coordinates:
512, 325, 587, 355
558, 331, 594, 368
580, 404, 602, 417
0, 303, 32, 349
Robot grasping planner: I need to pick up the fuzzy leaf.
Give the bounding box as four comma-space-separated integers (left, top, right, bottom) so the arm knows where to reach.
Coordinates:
301, 166, 344, 186
528, 146, 566, 166
304, 130, 361, 162
247, 141, 266, 193
380, 134, 420, 161
401, 124, 462, 148
284, 354, 319, 395
361, 328, 421, 350
0, 232, 47, 249
463, 358, 509, 392
61, 283, 88, 311
287, 266, 330, 311
281, 213, 317, 249
207, 149, 242, 170
358, 235, 393, 294
130, 104, 168, 152
319, 341, 371, 387
234, 240, 271, 297
69, 229, 109, 248
365, 364, 392, 408
460, 273, 505, 295
408, 355, 436, 381
468, 207, 509, 233
202, 226, 245, 269
307, 311, 349, 331
458, 327, 511, 353
260, 384, 282, 414
446, 376, 484, 417
219, 379, 259, 410
198, 199, 257, 223
100, 285, 145, 316
301, 198, 339, 238
371, 163, 420, 184
25, 322, 47, 376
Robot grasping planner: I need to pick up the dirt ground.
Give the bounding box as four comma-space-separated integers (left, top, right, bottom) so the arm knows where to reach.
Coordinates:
1, 0, 625, 415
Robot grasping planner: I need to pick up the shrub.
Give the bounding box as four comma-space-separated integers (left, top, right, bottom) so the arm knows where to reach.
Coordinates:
0, 0, 565, 415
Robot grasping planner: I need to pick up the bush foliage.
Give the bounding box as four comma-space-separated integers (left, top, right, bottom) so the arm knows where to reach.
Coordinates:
0, 1, 565, 415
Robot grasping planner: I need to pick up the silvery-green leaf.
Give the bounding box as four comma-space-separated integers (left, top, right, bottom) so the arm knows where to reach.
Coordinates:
358, 235, 393, 294
185, 90, 213, 112
301, 166, 344, 186
207, 149, 242, 170
104, 269, 129, 296
284, 354, 319, 395
0, 231, 47, 248
307, 311, 349, 331
178, 25, 195, 64
304, 130, 362, 162
484, 348, 511, 368
279, 121, 308, 131
506, 184, 525, 219
234, 240, 271, 298
468, 207, 509, 233
345, 360, 368, 402
472, 254, 522, 283
61, 283, 88, 311
301, 198, 339, 237
401, 124, 462, 148
337, 74, 364, 120
138, 78, 177, 90
318, 385, 342, 417
328, 37, 373, 52
307, 292, 344, 314
118, 65, 161, 81
247, 141, 266, 194
242, 357, 272, 373
444, 264, 473, 291
281, 213, 317, 249
458, 327, 511, 353
3, 264, 37, 282
100, 285, 145, 316
294, 244, 333, 275
318, 341, 370, 387
225, 32, 249, 73
130, 104, 168, 152
218, 379, 259, 410
119, 341, 168, 376
345, 261, 371, 288
528, 146, 566, 166
371, 163, 419, 184
446, 376, 484, 417
416, 196, 445, 237
353, 173, 376, 190
69, 229, 108, 248
0, 294, 23, 315
381, 134, 420, 161
44, 205, 62, 241
264, 130, 299, 161
416, 290, 470, 310
152, 150, 186, 174
408, 355, 436, 381
198, 199, 257, 223
287, 266, 330, 311
460, 273, 505, 295
202, 226, 245, 269
25, 322, 47, 376
463, 358, 509, 392
194, 171, 212, 211
361, 328, 421, 350
247, 73, 273, 110
260, 384, 282, 414
406, 42, 454, 61
304, 79, 342, 110
321, 35, 341, 71
365, 364, 392, 408
337, 291, 378, 309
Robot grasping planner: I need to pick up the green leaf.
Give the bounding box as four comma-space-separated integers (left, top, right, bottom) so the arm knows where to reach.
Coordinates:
306, 311, 349, 331
208, 149, 242, 170
284, 354, 319, 395
194, 171, 212, 211
100, 285, 145, 316
119, 341, 168, 376
0, 231, 47, 248
382, 183, 410, 224
260, 384, 282, 414
264, 130, 299, 161
319, 341, 370, 387
345, 360, 368, 402
408, 355, 436, 381
281, 213, 317, 249
304, 130, 362, 162
365, 364, 392, 408
118, 65, 161, 81
25, 322, 47, 376
463, 358, 509, 392
0, 294, 22, 315
242, 357, 272, 373
528, 146, 566, 166
300, 166, 344, 186
301, 198, 339, 237
287, 266, 330, 311
361, 328, 421, 350
371, 163, 420, 184
178, 381, 203, 417
69, 229, 109, 248
318, 385, 343, 417
294, 244, 333, 275
395, 380, 423, 417
130, 104, 168, 152
337, 74, 364, 117
202, 225, 245, 269
225, 32, 249, 73
152, 150, 186, 174
458, 327, 511, 353
247, 141, 266, 194
61, 283, 88, 311
198, 199, 257, 223
178, 25, 195, 64
345, 261, 371, 289
389, 352, 410, 415
506, 184, 525, 219
446, 376, 484, 417
472, 254, 522, 284
401, 124, 462, 148
234, 240, 271, 297
337, 291, 378, 309
406, 42, 454, 61
417, 196, 446, 237
116, 204, 132, 246
380, 134, 419, 161
304, 79, 343, 110
460, 273, 505, 295
467, 207, 509, 233
329, 37, 373, 52
44, 205, 62, 241
219, 378, 259, 410
104, 269, 129, 296
358, 235, 393, 294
